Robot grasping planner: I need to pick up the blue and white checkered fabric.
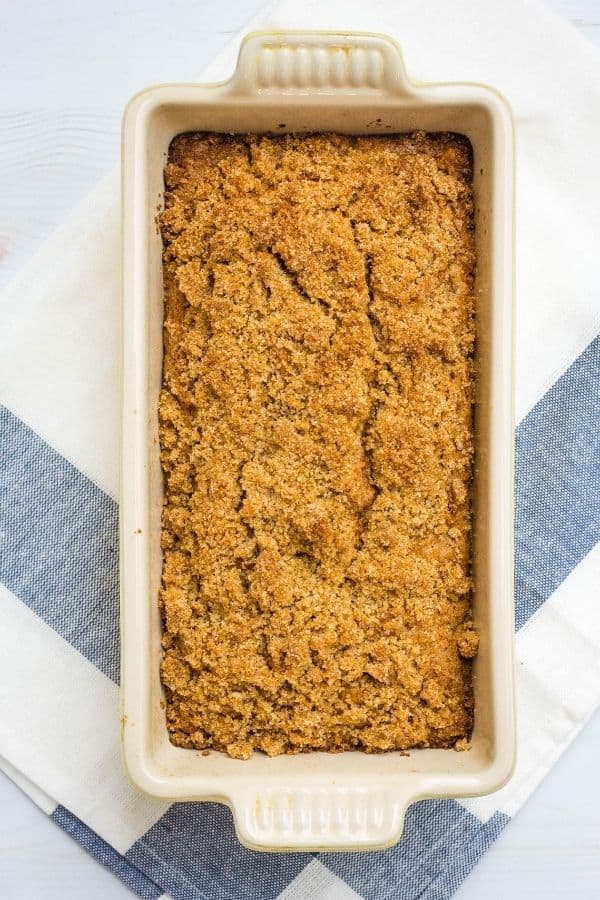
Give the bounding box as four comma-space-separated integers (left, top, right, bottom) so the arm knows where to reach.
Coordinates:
1, 1, 599, 898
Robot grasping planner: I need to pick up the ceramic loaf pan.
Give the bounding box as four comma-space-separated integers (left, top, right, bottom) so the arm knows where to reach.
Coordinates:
120, 30, 516, 852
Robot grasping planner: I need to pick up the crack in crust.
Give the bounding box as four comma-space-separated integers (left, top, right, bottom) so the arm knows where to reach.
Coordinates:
270, 248, 333, 318
354, 250, 382, 555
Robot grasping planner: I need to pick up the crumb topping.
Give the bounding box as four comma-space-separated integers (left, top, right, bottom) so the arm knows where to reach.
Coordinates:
158, 132, 476, 759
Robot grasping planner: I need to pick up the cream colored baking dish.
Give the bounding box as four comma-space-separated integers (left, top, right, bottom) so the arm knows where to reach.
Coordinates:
120, 30, 515, 852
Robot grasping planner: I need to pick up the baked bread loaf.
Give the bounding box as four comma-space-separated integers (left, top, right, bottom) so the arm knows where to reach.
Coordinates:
158, 132, 478, 759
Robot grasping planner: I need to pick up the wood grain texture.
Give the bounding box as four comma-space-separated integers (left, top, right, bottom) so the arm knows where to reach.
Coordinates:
1, 1, 599, 898
0, 110, 120, 285
549, 0, 600, 48
0, 773, 135, 900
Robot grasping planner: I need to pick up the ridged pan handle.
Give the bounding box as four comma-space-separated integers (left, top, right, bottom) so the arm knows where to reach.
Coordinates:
228, 31, 413, 96
230, 785, 408, 851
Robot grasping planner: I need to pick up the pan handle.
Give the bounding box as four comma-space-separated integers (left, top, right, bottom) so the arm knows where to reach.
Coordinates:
229, 784, 409, 851
227, 30, 414, 97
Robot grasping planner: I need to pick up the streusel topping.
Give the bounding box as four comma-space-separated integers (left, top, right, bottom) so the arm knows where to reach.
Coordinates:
158, 132, 477, 759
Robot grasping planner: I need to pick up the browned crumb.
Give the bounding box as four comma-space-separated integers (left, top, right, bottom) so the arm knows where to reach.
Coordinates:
157, 132, 477, 759
457, 623, 480, 659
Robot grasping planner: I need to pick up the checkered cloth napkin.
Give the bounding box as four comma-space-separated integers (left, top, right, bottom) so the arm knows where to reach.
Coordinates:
1, 0, 599, 897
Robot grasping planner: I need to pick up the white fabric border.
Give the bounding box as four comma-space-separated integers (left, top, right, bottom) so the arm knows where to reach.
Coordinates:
0, 172, 121, 499
0, 754, 58, 816
462, 543, 600, 823
278, 859, 362, 900
0, 585, 170, 854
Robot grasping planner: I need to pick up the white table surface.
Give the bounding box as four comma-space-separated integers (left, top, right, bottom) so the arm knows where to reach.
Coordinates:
1, 1, 599, 897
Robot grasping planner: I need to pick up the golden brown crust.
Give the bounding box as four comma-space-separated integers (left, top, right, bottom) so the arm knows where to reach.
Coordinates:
158, 132, 476, 759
